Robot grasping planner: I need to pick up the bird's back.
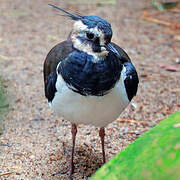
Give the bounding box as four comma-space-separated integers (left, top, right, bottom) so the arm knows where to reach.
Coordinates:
43, 40, 73, 99
43, 40, 73, 85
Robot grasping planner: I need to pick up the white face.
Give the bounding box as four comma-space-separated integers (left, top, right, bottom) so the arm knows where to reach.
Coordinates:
71, 20, 108, 59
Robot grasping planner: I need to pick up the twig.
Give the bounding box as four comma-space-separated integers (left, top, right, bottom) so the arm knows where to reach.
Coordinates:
0, 54, 24, 61
117, 118, 148, 126
0, 142, 12, 147
142, 11, 180, 29
0, 172, 13, 177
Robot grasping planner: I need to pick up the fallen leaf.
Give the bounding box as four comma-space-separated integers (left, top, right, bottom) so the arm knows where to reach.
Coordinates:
174, 35, 180, 41
157, 63, 180, 72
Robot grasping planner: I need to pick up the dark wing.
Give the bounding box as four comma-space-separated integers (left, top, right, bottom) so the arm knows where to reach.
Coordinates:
43, 40, 73, 101
123, 62, 139, 101
111, 42, 131, 62
45, 71, 57, 102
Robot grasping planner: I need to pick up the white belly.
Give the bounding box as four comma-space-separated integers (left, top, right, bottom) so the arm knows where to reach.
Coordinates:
50, 73, 129, 127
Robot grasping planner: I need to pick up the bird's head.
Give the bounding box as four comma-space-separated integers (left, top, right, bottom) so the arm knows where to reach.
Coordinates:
71, 16, 112, 58
49, 4, 119, 59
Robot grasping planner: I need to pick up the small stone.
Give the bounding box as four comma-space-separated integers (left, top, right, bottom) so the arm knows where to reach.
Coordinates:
29, 155, 35, 159
175, 58, 180, 64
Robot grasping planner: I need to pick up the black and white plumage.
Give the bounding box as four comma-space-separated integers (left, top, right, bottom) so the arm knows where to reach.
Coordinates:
44, 4, 139, 178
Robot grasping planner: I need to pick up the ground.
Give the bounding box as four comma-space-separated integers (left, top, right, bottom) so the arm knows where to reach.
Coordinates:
0, 0, 179, 179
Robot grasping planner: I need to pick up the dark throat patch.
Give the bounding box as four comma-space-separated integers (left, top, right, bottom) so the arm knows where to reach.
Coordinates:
58, 50, 122, 96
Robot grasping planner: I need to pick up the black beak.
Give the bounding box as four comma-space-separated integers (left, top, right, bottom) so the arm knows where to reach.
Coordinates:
105, 43, 121, 59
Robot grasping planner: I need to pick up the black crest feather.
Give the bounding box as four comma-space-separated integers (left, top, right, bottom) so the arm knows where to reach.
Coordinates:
48, 4, 82, 20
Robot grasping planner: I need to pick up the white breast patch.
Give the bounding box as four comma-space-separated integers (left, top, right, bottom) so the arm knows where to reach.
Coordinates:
49, 67, 129, 127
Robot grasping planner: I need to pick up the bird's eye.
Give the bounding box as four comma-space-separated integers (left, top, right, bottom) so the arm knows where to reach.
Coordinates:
86, 32, 94, 39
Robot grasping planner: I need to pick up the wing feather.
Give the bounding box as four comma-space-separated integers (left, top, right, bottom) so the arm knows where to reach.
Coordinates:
43, 40, 73, 101
111, 42, 131, 62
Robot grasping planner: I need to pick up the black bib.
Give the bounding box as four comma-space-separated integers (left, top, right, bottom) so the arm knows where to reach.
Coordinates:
58, 50, 122, 96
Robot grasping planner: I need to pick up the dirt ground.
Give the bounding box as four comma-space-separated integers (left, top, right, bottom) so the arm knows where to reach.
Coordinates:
0, 0, 180, 179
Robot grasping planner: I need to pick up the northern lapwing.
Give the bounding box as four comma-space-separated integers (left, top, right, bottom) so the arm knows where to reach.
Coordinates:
43, 4, 139, 178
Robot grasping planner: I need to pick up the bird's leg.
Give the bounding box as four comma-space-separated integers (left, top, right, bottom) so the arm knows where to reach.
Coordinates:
99, 127, 106, 164
69, 123, 77, 179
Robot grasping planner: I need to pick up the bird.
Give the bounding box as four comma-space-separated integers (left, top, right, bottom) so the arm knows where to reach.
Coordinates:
43, 4, 139, 179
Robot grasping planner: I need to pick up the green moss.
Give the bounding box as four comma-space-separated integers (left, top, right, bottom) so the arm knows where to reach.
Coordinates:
0, 78, 8, 134
91, 112, 180, 180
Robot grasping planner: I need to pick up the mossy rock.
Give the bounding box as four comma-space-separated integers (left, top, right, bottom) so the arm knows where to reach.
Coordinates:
91, 112, 180, 180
